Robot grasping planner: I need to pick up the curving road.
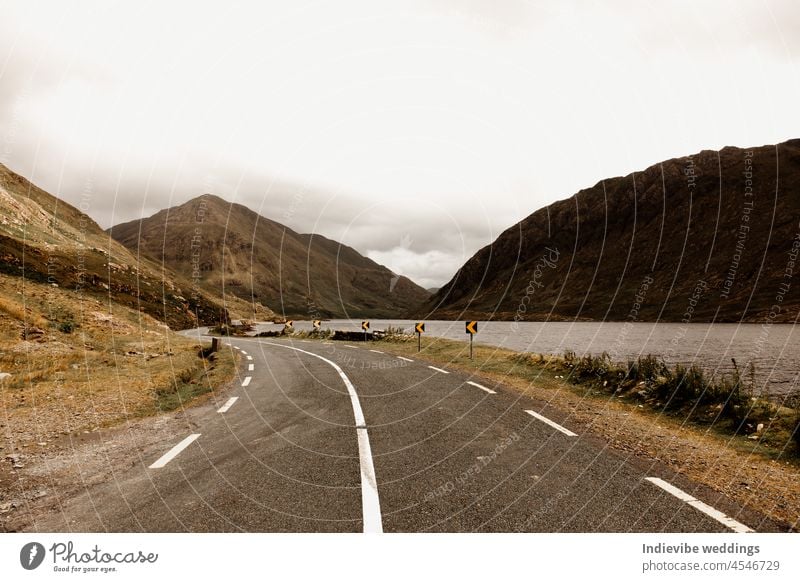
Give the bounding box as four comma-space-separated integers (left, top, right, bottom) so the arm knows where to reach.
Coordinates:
28, 334, 781, 532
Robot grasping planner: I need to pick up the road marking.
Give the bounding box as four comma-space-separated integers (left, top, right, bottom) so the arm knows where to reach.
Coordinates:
241, 350, 248, 355
242, 376, 252, 387
217, 397, 239, 413
428, 366, 449, 374
644, 477, 753, 533
369, 349, 384, 354
322, 341, 333, 345
397, 356, 413, 362
246, 355, 253, 361
149, 434, 200, 469
248, 364, 255, 371
524, 410, 577, 437
259, 340, 383, 533
344, 345, 358, 349
466, 380, 496, 394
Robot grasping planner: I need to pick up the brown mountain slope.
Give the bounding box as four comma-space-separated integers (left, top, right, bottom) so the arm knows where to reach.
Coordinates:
424, 139, 800, 323
108, 194, 430, 318
0, 163, 236, 328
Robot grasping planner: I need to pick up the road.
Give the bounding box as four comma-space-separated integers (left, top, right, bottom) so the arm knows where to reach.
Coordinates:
27, 334, 780, 532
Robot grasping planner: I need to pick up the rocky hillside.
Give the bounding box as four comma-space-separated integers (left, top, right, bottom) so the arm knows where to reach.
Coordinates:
0, 163, 236, 328
425, 139, 800, 322
109, 194, 430, 318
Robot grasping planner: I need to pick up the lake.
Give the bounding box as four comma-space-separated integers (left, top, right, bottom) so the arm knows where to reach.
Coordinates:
250, 319, 800, 399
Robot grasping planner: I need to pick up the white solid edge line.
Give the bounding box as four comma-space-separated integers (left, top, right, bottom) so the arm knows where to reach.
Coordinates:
344, 345, 358, 349
248, 363, 255, 371
428, 365, 449, 374
524, 410, 577, 437
466, 380, 496, 394
149, 434, 201, 469
242, 376, 252, 387
644, 477, 754, 533
246, 355, 253, 361
369, 349, 384, 354
217, 397, 239, 413
397, 356, 413, 362
260, 340, 383, 533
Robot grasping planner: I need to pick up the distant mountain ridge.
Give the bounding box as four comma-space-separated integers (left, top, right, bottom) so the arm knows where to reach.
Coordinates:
423, 139, 800, 323
109, 194, 430, 318
0, 163, 233, 328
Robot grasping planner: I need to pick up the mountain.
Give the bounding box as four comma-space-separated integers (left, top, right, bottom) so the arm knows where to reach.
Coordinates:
108, 194, 430, 318
424, 139, 800, 323
0, 163, 238, 328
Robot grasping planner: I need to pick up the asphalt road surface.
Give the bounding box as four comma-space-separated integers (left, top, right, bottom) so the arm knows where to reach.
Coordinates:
28, 334, 781, 532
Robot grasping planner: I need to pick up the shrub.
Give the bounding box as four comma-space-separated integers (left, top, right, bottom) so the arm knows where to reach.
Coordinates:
58, 320, 76, 334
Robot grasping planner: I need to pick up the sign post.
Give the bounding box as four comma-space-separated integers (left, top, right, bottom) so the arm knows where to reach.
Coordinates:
415, 322, 425, 352
362, 320, 370, 342
465, 321, 478, 359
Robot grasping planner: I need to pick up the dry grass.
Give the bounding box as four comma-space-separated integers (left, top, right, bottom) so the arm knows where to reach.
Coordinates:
0, 295, 48, 330
0, 274, 237, 448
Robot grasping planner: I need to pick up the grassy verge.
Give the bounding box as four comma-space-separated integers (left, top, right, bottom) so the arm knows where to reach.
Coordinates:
0, 274, 239, 447
371, 332, 800, 464
147, 348, 237, 414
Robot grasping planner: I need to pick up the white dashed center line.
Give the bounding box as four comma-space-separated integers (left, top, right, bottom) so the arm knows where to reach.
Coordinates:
524, 410, 577, 437
645, 477, 753, 533
240, 350, 248, 355
344, 345, 358, 349
369, 349, 384, 354
246, 355, 253, 361
149, 434, 201, 469
397, 356, 413, 362
248, 364, 254, 371
241, 376, 252, 387
466, 381, 496, 394
427, 366, 449, 374
217, 397, 239, 413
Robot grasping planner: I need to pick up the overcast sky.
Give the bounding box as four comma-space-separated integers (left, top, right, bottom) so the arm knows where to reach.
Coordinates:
1, 1, 799, 288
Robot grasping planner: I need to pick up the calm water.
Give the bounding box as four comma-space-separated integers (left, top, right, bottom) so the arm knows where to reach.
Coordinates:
250, 320, 800, 398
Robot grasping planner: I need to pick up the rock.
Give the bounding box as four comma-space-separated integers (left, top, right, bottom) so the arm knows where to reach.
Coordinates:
0, 372, 12, 381
332, 330, 374, 341
20, 326, 45, 340
756, 423, 764, 433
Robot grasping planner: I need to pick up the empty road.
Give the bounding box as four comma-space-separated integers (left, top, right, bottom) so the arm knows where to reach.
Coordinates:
27, 334, 780, 532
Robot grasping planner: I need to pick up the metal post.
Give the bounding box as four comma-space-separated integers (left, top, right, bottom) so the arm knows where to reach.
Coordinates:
211, 337, 219, 353
470, 334, 473, 360
417, 331, 421, 352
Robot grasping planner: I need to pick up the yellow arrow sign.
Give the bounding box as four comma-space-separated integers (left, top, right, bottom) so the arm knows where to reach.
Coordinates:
285, 320, 294, 328
465, 321, 478, 334
313, 320, 321, 329
362, 320, 370, 331
415, 322, 425, 334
